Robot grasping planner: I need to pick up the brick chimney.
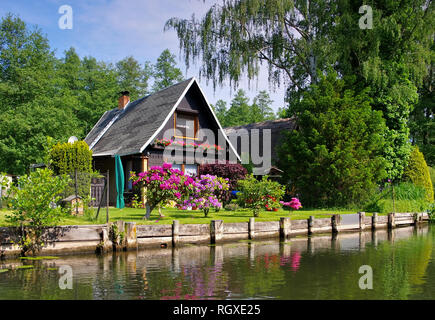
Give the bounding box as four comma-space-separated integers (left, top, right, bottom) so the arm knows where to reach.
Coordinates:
118, 91, 130, 110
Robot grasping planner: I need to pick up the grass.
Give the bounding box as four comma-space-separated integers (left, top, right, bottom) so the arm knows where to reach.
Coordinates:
0, 207, 362, 226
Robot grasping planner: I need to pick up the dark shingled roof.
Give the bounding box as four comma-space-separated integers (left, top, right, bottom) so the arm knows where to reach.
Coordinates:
84, 78, 194, 156
224, 118, 297, 163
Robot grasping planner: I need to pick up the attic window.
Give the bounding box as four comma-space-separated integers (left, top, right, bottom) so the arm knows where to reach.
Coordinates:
174, 112, 198, 140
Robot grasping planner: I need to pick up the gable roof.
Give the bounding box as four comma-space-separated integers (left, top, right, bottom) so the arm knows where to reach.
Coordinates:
85, 78, 240, 160
224, 118, 297, 163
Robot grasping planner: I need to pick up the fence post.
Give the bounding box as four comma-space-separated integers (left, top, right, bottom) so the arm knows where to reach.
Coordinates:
388, 212, 395, 229
124, 222, 137, 250
249, 218, 255, 240
332, 214, 340, 234
280, 217, 291, 240
359, 212, 366, 231
210, 220, 223, 244
414, 212, 421, 225
172, 220, 179, 247
372, 212, 378, 230
308, 216, 314, 235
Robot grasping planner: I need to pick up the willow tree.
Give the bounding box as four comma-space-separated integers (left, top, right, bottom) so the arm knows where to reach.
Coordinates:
166, 0, 434, 181
165, 0, 336, 102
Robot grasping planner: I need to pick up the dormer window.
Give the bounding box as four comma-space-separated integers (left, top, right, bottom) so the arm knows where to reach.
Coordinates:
174, 111, 198, 140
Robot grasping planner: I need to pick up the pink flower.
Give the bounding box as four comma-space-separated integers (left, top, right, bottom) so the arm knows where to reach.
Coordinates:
163, 163, 172, 170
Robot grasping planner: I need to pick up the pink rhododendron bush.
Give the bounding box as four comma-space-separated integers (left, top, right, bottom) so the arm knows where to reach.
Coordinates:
130, 163, 192, 219
280, 198, 302, 211
130, 163, 229, 219
180, 174, 229, 217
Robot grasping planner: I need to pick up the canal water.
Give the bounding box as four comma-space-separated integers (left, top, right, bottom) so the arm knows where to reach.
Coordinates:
0, 224, 434, 300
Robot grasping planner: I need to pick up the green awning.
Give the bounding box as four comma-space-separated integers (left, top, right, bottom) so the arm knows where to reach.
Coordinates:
115, 155, 125, 209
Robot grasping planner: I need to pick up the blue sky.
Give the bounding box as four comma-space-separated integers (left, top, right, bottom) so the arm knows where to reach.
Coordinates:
0, 0, 286, 110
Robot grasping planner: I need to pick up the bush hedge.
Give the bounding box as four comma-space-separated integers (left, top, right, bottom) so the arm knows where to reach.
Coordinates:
403, 146, 434, 202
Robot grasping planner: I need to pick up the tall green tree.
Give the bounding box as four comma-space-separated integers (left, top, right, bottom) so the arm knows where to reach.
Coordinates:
226, 89, 252, 126
410, 43, 435, 166
0, 14, 79, 175
165, 0, 335, 98
252, 91, 276, 121
332, 0, 434, 180
115, 56, 151, 100
277, 74, 388, 207
166, 0, 434, 181
152, 49, 184, 91
212, 99, 229, 127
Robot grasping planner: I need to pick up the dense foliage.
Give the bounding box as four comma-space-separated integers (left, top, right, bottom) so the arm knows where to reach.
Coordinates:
213, 90, 277, 127
0, 14, 185, 175
6, 168, 70, 255
237, 175, 285, 217
130, 163, 192, 219
49, 141, 93, 175
277, 74, 387, 207
167, 0, 434, 185
181, 174, 229, 217
403, 146, 434, 202
199, 161, 248, 190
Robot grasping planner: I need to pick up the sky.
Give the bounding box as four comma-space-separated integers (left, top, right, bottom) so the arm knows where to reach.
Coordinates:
0, 0, 287, 111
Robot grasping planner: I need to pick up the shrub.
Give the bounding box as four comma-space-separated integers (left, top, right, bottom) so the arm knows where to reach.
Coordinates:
277, 74, 387, 207
6, 168, 70, 255
364, 182, 429, 213
225, 203, 240, 211
49, 141, 93, 175
180, 174, 229, 217
130, 163, 193, 219
237, 175, 285, 217
198, 161, 248, 190
429, 166, 435, 195
365, 199, 428, 214
403, 146, 434, 202
48, 141, 95, 203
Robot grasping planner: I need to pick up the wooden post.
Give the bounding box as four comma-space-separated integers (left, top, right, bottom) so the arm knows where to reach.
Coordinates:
332, 214, 340, 234
280, 217, 291, 240
388, 212, 395, 229
249, 218, 255, 240
115, 220, 125, 251
372, 212, 378, 230
210, 220, 223, 244
124, 222, 137, 250
414, 212, 421, 225
98, 226, 111, 253
172, 220, 179, 247
359, 212, 366, 231
308, 216, 314, 235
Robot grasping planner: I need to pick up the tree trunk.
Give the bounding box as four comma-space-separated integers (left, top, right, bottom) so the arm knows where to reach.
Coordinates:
144, 203, 156, 220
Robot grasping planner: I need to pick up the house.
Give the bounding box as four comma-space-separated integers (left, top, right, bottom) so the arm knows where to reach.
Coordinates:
84, 77, 240, 206
224, 118, 296, 177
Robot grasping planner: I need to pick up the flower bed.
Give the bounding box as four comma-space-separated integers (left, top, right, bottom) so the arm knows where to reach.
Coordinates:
154, 139, 222, 152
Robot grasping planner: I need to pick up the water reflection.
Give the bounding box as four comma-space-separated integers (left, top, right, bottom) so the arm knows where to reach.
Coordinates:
0, 224, 434, 300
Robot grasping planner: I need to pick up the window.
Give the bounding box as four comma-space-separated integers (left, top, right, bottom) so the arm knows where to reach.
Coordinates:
174, 112, 198, 139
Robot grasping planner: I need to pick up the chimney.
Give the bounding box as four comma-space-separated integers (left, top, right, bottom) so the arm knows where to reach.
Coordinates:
118, 91, 130, 110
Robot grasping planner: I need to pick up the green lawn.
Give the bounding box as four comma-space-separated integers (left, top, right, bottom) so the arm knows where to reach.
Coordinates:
0, 207, 364, 226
